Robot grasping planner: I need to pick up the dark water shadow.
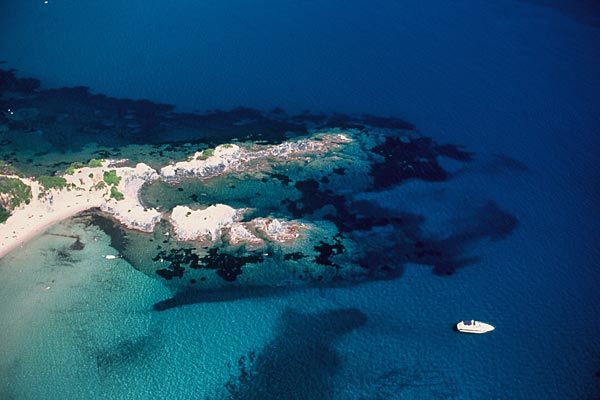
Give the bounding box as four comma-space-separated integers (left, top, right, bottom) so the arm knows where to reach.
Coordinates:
360, 364, 458, 399
519, 0, 600, 28
355, 200, 519, 277
153, 279, 386, 311
452, 153, 529, 177
153, 285, 299, 310
219, 307, 367, 400
94, 334, 157, 380
415, 201, 518, 276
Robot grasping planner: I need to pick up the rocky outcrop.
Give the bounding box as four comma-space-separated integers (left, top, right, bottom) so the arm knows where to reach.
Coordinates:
167, 203, 305, 246
227, 224, 265, 247
159, 133, 353, 182
160, 144, 242, 182
102, 202, 162, 232
169, 204, 246, 241
98, 163, 162, 232
252, 218, 305, 242
262, 133, 352, 157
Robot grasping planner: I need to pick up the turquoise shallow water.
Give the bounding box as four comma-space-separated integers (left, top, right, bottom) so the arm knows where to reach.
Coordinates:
1, 0, 600, 399
0, 156, 598, 398
0, 219, 289, 399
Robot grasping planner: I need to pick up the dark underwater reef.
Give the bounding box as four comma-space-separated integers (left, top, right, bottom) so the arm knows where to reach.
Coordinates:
145, 199, 516, 311
1, 68, 519, 304
0, 67, 412, 156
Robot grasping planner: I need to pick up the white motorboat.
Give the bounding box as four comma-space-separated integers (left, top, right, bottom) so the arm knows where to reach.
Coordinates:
456, 320, 495, 334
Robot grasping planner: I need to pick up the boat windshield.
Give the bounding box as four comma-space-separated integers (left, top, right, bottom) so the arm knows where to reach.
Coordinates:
462, 320, 472, 325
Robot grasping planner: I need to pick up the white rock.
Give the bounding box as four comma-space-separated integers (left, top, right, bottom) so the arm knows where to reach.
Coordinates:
159, 144, 242, 181
228, 223, 264, 246
253, 218, 304, 242
99, 163, 161, 232
170, 204, 244, 241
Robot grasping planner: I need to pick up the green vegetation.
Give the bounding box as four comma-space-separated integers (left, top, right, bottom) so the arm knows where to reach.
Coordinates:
222, 143, 233, 148
37, 175, 68, 191
94, 181, 106, 190
0, 205, 9, 224
0, 177, 32, 208
103, 170, 121, 186
196, 148, 214, 160
87, 159, 103, 168
65, 159, 103, 175
88, 173, 94, 179
65, 162, 85, 175
110, 186, 124, 201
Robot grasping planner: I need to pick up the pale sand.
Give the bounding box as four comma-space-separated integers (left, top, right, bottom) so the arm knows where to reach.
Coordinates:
0, 180, 104, 259
0, 163, 159, 259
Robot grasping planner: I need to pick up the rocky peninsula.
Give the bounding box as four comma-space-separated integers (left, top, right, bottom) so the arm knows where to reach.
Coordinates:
0, 133, 353, 259
0, 67, 520, 295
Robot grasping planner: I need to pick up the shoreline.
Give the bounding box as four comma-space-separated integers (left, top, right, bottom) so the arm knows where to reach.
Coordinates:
0, 134, 353, 259
0, 163, 158, 259
0, 200, 98, 259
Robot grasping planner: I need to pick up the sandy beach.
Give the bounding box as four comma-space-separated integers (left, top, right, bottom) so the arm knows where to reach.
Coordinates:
0, 163, 160, 259
0, 178, 104, 259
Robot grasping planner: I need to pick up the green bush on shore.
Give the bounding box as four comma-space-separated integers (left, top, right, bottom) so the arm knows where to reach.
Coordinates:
37, 175, 68, 191
0, 205, 9, 223
110, 186, 124, 201
196, 148, 214, 160
87, 159, 103, 168
65, 162, 85, 175
65, 159, 103, 175
103, 170, 121, 186
0, 177, 32, 208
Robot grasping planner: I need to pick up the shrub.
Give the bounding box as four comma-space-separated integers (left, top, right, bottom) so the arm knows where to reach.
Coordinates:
0, 177, 32, 208
0, 205, 9, 223
103, 170, 121, 186
110, 186, 124, 201
87, 158, 103, 168
65, 161, 85, 175
196, 148, 214, 160
38, 175, 68, 191
94, 181, 106, 190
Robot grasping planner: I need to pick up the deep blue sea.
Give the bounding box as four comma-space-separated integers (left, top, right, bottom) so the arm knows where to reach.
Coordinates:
1, 1, 599, 399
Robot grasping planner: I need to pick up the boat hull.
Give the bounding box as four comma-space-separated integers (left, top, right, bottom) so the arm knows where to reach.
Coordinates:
456, 320, 495, 334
